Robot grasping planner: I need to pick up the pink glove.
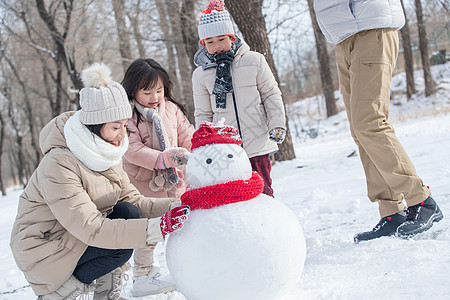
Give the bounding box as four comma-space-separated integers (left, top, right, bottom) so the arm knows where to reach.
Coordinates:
156, 147, 190, 169
160, 206, 190, 236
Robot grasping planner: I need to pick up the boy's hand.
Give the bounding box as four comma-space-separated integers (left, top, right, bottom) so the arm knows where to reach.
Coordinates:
269, 128, 286, 144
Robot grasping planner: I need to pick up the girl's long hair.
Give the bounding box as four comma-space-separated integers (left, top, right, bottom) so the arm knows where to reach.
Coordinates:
121, 58, 187, 126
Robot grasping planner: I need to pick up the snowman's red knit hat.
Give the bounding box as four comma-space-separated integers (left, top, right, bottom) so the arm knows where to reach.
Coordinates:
191, 120, 242, 150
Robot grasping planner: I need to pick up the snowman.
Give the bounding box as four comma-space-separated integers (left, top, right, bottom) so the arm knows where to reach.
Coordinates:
166, 120, 306, 300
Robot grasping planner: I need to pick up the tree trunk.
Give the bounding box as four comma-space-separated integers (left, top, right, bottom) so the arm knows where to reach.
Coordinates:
400, 0, 416, 100
307, 0, 337, 117
16, 136, 27, 187
155, 0, 178, 93
35, 0, 83, 96
181, 0, 198, 71
3, 54, 42, 164
127, 1, 146, 58
0, 113, 5, 196
225, 0, 295, 161
415, 0, 435, 96
112, 0, 133, 71
7, 100, 28, 187
166, 0, 195, 123
8, 151, 19, 187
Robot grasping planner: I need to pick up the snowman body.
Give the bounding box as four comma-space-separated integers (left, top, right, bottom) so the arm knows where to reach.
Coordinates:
166, 126, 306, 300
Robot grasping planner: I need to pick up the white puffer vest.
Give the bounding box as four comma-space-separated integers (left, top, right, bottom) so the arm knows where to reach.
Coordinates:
314, 0, 405, 45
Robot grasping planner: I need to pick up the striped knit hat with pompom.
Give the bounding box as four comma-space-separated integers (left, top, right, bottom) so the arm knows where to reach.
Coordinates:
79, 63, 132, 125
198, 0, 234, 42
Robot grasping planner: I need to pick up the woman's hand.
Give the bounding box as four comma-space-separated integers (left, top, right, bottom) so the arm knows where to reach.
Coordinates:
159, 206, 190, 236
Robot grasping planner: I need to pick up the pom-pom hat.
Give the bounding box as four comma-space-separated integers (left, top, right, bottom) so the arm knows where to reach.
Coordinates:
79, 63, 132, 125
191, 119, 242, 150
198, 0, 234, 42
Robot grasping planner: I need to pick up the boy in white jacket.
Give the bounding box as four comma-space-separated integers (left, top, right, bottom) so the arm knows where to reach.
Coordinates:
192, 0, 286, 197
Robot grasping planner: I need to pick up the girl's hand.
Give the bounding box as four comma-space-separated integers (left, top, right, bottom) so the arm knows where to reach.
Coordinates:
157, 147, 190, 169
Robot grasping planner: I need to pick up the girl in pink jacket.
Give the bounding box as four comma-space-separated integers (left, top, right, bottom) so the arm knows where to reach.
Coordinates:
121, 58, 195, 297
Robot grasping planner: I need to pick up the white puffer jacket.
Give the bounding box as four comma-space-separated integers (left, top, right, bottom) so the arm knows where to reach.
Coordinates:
192, 39, 286, 158
314, 0, 405, 45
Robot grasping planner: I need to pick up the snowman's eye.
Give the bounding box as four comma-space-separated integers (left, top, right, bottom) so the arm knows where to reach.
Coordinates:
206, 158, 212, 164
227, 154, 233, 158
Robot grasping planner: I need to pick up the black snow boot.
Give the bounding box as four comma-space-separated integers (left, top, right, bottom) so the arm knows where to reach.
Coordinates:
396, 196, 443, 238
354, 212, 406, 244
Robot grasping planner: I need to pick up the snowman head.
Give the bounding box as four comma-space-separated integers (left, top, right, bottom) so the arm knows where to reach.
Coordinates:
186, 120, 252, 189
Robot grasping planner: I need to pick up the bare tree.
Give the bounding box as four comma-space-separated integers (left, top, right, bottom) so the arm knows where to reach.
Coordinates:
225, 0, 295, 161
35, 0, 84, 105
0, 33, 42, 179
3, 88, 29, 187
0, 0, 83, 117
112, 0, 133, 71
126, 0, 146, 58
400, 0, 417, 100
2, 53, 42, 163
0, 0, 122, 187
155, 0, 178, 86
0, 44, 5, 195
166, 0, 195, 121
437, 0, 449, 12
0, 110, 5, 196
306, 0, 337, 117
414, 0, 435, 96
180, 0, 198, 71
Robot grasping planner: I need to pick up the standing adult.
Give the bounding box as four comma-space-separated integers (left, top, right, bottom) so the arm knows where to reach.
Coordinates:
313, 0, 443, 243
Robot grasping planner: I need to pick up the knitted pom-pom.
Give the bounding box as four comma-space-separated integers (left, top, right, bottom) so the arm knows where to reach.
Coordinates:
81, 62, 114, 88
205, 0, 225, 12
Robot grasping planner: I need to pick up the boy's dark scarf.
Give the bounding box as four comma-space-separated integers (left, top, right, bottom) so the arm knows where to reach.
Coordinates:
207, 45, 237, 109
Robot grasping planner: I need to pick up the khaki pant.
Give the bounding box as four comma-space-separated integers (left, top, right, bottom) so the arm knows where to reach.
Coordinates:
133, 244, 157, 276
335, 28, 430, 218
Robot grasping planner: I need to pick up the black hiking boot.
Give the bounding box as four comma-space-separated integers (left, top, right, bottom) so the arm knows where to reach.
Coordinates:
396, 196, 443, 238
354, 212, 406, 244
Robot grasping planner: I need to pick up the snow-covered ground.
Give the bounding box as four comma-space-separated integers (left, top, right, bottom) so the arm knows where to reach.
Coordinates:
1, 63, 449, 299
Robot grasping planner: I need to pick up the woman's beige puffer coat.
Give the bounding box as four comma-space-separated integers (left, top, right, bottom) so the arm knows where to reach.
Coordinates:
9, 112, 171, 296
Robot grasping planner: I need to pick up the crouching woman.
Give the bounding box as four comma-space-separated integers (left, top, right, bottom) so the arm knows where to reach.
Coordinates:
9, 63, 189, 300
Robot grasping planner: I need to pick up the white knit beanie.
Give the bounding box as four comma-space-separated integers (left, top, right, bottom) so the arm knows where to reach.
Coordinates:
198, 0, 234, 42
78, 63, 132, 125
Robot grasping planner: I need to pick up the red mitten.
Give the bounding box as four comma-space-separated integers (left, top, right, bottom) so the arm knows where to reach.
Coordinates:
160, 206, 190, 236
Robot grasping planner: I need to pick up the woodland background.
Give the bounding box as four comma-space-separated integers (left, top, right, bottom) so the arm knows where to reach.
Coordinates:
0, 0, 449, 195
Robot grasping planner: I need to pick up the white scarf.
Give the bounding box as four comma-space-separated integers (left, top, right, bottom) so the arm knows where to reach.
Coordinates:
64, 111, 129, 171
